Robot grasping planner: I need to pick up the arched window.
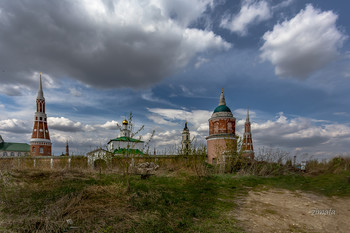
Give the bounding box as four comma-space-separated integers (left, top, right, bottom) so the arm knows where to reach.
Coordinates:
32, 147, 35, 153
4, 152, 7, 156
11, 152, 14, 156
40, 147, 44, 154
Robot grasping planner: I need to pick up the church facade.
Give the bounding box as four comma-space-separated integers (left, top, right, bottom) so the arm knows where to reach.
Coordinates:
0, 135, 30, 157
107, 117, 144, 154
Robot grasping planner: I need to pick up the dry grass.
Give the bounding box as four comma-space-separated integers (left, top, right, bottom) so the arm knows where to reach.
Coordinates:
0, 168, 243, 232
0, 169, 134, 232
306, 157, 350, 175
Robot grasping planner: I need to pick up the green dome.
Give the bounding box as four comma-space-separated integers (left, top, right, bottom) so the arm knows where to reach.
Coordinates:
214, 105, 231, 113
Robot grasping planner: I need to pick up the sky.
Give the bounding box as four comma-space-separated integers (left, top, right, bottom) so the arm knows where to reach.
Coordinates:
1, 0, 350, 160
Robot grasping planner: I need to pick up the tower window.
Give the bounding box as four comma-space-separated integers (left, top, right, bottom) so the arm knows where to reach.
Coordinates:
32, 147, 35, 152
40, 147, 44, 154
40, 117, 42, 121
36, 117, 38, 120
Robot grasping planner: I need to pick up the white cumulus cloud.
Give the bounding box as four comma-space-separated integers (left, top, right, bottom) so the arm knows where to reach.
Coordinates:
98, 120, 120, 130
220, 0, 272, 36
48, 117, 87, 132
260, 4, 347, 79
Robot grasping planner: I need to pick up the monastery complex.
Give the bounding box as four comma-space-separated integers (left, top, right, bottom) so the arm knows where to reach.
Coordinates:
0, 75, 254, 163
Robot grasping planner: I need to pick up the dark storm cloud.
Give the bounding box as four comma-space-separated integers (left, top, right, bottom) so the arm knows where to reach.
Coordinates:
0, 0, 230, 94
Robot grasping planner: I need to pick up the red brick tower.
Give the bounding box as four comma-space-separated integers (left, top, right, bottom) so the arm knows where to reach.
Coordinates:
30, 73, 52, 156
241, 108, 254, 159
206, 89, 236, 164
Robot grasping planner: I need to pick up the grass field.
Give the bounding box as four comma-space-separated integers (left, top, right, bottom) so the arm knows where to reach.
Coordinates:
1, 165, 349, 232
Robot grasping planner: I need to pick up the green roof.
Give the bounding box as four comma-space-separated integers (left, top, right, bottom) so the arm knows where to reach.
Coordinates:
214, 105, 232, 113
109, 137, 144, 143
113, 148, 143, 155
0, 142, 30, 152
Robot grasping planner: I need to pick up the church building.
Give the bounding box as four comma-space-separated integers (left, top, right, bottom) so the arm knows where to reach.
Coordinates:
206, 89, 237, 164
181, 121, 191, 155
206, 89, 255, 164
0, 135, 30, 157
30, 73, 52, 156
107, 117, 144, 155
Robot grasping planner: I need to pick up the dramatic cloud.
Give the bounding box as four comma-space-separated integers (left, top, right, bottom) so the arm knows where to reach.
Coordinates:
0, 119, 30, 134
220, 0, 271, 36
48, 117, 90, 132
252, 113, 350, 155
260, 4, 347, 79
0, 0, 230, 95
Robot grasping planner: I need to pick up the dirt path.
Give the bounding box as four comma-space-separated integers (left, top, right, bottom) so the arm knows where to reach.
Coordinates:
233, 188, 350, 233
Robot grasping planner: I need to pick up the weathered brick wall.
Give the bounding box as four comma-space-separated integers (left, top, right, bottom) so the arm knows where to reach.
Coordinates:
209, 118, 235, 135
207, 138, 237, 164
0, 156, 88, 170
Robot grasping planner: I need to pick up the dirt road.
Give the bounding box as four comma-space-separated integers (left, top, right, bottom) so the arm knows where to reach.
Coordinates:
233, 188, 350, 233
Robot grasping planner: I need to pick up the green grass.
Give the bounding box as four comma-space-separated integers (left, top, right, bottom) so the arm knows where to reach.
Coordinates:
258, 171, 350, 196
1, 169, 349, 232
0, 170, 244, 232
